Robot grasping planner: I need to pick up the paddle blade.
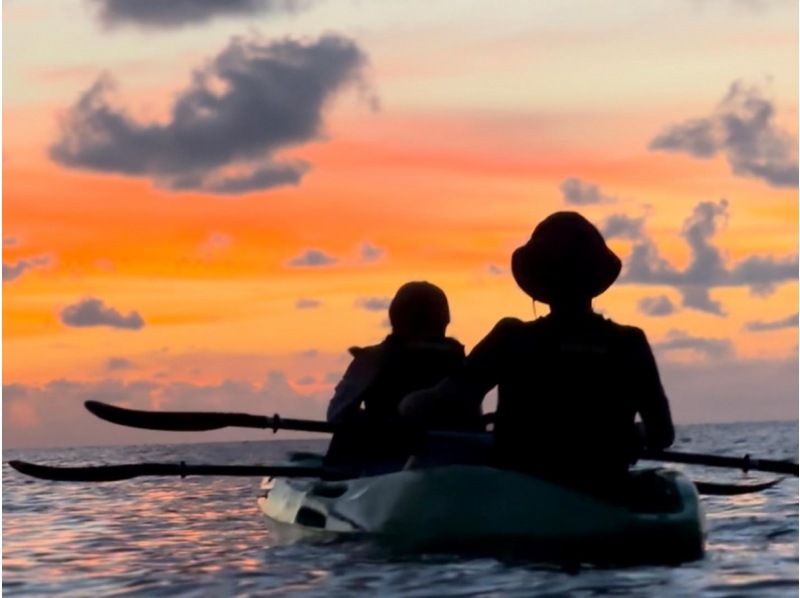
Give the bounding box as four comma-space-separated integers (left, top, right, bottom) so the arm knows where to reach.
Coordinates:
8, 460, 160, 482
694, 478, 784, 496
8, 460, 331, 482
84, 400, 267, 432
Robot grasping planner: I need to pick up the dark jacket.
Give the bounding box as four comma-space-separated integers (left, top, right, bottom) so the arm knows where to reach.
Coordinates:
327, 334, 470, 425
402, 313, 674, 482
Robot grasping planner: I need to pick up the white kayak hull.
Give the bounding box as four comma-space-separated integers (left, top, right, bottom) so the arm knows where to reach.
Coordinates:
258, 465, 705, 564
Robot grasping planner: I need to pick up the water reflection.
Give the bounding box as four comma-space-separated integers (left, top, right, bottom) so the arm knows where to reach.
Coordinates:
3, 424, 798, 596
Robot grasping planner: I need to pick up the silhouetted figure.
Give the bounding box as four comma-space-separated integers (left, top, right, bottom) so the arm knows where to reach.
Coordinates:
325, 281, 474, 470
400, 212, 674, 489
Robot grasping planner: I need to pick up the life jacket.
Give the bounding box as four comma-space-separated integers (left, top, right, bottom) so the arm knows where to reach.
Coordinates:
492, 313, 654, 481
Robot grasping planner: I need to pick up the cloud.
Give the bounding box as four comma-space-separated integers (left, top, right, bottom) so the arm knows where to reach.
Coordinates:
287, 249, 338, 267
560, 177, 616, 205
653, 329, 734, 360
3, 236, 17, 247
359, 242, 385, 263
650, 81, 798, 188
744, 313, 798, 332
355, 296, 392, 312
197, 232, 232, 259
61, 298, 145, 330
620, 199, 798, 315
106, 357, 136, 371
92, 0, 316, 29
295, 375, 316, 385
324, 371, 342, 384
50, 34, 370, 194
3, 255, 50, 282
638, 295, 676, 317
295, 298, 322, 309
601, 214, 645, 240
487, 264, 507, 275
3, 371, 327, 449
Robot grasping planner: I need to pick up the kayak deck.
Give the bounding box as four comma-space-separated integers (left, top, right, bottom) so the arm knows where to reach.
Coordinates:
258, 465, 705, 564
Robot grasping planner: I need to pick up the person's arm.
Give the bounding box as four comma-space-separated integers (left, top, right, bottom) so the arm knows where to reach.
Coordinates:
399, 318, 522, 423
631, 329, 674, 450
326, 348, 381, 424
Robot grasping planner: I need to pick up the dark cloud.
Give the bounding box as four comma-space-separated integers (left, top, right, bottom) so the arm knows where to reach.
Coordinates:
3, 236, 17, 247
650, 81, 798, 188
621, 199, 798, 315
359, 243, 385, 263
560, 178, 616, 205
106, 357, 136, 371
638, 295, 676, 317
653, 329, 734, 360
295, 375, 316, 385
487, 264, 507, 275
50, 35, 370, 194
295, 298, 322, 309
61, 297, 145, 330
287, 249, 338, 267
601, 214, 645, 240
355, 297, 392, 312
3, 256, 50, 282
744, 313, 798, 332
92, 0, 316, 30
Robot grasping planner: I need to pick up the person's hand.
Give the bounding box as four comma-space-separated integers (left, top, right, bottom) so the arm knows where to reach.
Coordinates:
398, 389, 433, 421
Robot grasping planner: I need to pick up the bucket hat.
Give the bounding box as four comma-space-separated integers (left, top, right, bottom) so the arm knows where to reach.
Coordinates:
511, 212, 621, 304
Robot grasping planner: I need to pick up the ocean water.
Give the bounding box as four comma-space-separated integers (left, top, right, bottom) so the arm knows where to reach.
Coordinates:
3, 421, 798, 597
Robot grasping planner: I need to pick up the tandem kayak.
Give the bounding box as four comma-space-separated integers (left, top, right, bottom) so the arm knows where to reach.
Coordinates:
258, 464, 705, 564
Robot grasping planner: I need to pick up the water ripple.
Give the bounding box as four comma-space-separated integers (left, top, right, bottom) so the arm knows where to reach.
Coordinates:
4, 422, 797, 596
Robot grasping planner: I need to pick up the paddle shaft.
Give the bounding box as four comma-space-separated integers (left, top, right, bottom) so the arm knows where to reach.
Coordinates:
84, 401, 799, 476
642, 449, 798, 476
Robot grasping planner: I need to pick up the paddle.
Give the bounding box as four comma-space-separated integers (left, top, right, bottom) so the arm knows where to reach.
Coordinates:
8, 459, 783, 495
640, 449, 798, 477
7, 460, 332, 482
84, 400, 336, 433
692, 478, 784, 496
84, 401, 799, 476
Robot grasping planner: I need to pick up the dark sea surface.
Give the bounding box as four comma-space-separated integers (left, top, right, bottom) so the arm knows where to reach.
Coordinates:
3, 421, 798, 597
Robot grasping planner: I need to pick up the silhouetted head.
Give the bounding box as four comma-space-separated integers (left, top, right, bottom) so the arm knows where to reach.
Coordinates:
389, 281, 450, 341
511, 212, 621, 306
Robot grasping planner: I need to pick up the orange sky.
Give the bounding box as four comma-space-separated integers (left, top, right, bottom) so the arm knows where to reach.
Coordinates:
3, 0, 798, 447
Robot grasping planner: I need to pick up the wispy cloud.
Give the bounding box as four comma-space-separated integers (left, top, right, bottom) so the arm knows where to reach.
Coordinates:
91, 0, 318, 30
3, 255, 50, 282
50, 35, 371, 194
106, 357, 136, 371
287, 249, 338, 267
559, 177, 616, 205
650, 81, 797, 188
61, 298, 145, 330
638, 295, 676, 317
653, 330, 734, 360
601, 214, 645, 241
744, 313, 798, 332
355, 297, 391, 312
295, 298, 323, 309
359, 242, 385, 263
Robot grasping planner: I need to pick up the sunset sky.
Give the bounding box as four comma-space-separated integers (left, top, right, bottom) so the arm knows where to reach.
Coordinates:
4, 0, 798, 448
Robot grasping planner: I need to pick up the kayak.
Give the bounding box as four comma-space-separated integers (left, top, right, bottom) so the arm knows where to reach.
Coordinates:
258, 463, 705, 564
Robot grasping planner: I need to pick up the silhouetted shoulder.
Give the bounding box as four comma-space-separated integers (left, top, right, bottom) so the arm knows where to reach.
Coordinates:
599, 317, 651, 349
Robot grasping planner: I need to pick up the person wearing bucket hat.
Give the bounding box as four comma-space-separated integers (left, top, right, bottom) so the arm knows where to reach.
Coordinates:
399, 212, 674, 487
324, 281, 478, 472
